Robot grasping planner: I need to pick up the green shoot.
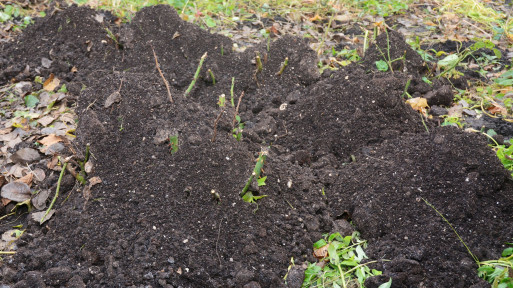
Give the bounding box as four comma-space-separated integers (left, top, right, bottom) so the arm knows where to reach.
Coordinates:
218, 94, 226, 107
242, 191, 267, 212
208, 69, 216, 85
230, 77, 235, 107
241, 147, 269, 197
169, 135, 179, 154
276, 57, 289, 76
184, 52, 207, 97
232, 115, 244, 141
41, 157, 67, 224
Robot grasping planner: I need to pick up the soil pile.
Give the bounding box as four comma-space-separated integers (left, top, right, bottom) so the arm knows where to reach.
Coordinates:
1, 4, 512, 288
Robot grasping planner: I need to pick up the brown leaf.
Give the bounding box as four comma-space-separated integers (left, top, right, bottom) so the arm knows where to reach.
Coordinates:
1, 198, 11, 206
71, 66, 78, 73
15, 173, 33, 186
47, 155, 59, 170
313, 244, 329, 260
39, 134, 64, 153
43, 73, 61, 92
0, 127, 12, 135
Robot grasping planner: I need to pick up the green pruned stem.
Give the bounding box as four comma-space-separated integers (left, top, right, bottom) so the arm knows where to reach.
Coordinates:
230, 77, 235, 107
41, 158, 67, 224
241, 148, 269, 197
208, 69, 216, 85
276, 57, 289, 76
184, 52, 208, 97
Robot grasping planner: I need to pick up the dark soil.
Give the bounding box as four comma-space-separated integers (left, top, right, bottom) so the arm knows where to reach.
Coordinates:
1, 4, 513, 288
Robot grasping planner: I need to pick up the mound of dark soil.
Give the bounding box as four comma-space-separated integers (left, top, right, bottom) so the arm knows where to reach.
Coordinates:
1, 4, 512, 288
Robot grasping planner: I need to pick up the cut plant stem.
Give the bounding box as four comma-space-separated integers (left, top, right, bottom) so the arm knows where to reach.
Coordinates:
208, 69, 216, 85
211, 109, 224, 143
230, 77, 235, 107
276, 57, 289, 76
184, 52, 208, 97
241, 147, 269, 197
255, 51, 263, 73
41, 158, 67, 224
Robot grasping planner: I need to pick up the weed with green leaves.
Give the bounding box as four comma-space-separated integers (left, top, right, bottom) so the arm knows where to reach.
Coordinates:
303, 231, 390, 288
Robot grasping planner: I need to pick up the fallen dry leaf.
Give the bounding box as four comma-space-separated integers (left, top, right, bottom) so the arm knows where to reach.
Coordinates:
15, 173, 33, 186
1, 198, 11, 206
38, 115, 56, 126
43, 73, 61, 91
313, 244, 329, 259
1, 182, 31, 202
406, 97, 429, 114
0, 127, 12, 135
309, 14, 322, 22
31, 209, 55, 224
39, 134, 64, 151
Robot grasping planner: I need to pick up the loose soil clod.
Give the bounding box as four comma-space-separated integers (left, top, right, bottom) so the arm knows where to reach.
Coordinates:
0, 4, 512, 288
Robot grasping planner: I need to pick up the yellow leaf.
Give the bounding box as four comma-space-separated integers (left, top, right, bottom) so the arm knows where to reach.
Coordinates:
43, 73, 61, 91
309, 14, 322, 22
406, 97, 429, 113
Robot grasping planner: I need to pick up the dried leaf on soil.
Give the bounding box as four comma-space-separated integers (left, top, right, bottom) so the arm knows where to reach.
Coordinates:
31, 189, 51, 210
15, 173, 33, 186
43, 73, 60, 91
31, 209, 55, 223
1, 182, 31, 202
406, 97, 429, 114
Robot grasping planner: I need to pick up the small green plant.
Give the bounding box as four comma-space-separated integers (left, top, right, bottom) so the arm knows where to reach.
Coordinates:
440, 115, 464, 128
477, 244, 513, 287
0, 4, 33, 31
485, 130, 513, 178
169, 135, 179, 154
208, 69, 216, 85
436, 40, 501, 79
276, 57, 289, 76
240, 147, 269, 212
117, 116, 124, 131
105, 27, 119, 47
232, 115, 244, 141
374, 29, 406, 73
303, 231, 389, 288
217, 94, 226, 107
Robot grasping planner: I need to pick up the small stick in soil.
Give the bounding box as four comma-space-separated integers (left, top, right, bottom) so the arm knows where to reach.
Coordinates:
208, 69, 216, 85
233, 91, 245, 128
151, 45, 174, 103
41, 157, 67, 224
184, 52, 208, 98
211, 109, 224, 142
230, 77, 235, 107
276, 57, 289, 76
215, 218, 223, 266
